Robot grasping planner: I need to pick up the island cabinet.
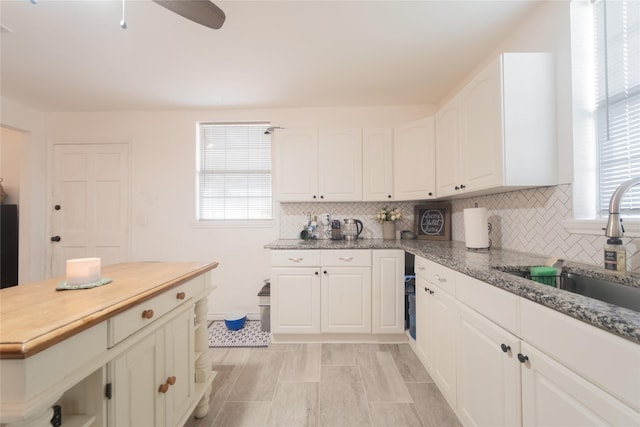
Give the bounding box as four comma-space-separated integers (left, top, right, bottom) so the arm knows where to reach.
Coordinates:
270, 249, 404, 339
274, 128, 362, 202
0, 262, 218, 427
411, 257, 640, 427
435, 52, 556, 198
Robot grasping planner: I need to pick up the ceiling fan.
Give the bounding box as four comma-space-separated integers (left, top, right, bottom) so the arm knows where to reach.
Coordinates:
152, 0, 225, 30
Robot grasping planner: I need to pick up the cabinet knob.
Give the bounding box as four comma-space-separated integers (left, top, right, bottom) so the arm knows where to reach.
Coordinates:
54, 204, 61, 211
428, 192, 433, 196
500, 344, 511, 353
176, 291, 186, 300
429, 290, 434, 295
323, 270, 328, 274
142, 309, 154, 319
320, 195, 324, 199
315, 271, 319, 275
517, 353, 529, 364
158, 383, 169, 393
167, 376, 176, 385
387, 195, 392, 199
460, 184, 466, 189
424, 287, 429, 293
50, 235, 61, 242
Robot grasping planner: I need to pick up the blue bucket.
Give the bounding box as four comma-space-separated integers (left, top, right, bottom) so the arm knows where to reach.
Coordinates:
224, 310, 247, 331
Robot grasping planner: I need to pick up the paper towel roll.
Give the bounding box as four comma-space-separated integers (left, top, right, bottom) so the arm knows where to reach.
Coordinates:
464, 208, 489, 249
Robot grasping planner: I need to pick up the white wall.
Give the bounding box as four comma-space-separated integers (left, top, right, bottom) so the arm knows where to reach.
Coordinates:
44, 105, 433, 319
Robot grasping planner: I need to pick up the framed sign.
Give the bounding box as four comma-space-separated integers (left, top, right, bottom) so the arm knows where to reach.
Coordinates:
415, 204, 451, 240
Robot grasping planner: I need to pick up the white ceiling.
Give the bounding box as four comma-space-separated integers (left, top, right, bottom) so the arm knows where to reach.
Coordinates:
0, 0, 542, 112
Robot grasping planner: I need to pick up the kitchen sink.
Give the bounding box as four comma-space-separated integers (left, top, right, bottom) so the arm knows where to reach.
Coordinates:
496, 268, 640, 312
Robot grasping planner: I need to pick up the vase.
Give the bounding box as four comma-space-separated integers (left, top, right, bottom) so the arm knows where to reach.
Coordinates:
381, 221, 396, 240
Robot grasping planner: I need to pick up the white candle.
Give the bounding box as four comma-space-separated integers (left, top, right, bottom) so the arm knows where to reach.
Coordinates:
66, 258, 101, 285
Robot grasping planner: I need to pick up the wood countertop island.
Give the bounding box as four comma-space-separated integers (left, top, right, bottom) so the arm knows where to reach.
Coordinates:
0, 261, 219, 427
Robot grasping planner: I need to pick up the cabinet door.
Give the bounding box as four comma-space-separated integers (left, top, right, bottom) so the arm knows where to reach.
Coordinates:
371, 250, 404, 334
435, 97, 462, 197
457, 304, 521, 427
362, 128, 394, 201
112, 331, 165, 427
321, 267, 372, 333
415, 274, 431, 368
274, 129, 319, 201
318, 129, 363, 201
271, 267, 321, 333
461, 57, 503, 191
429, 283, 458, 408
393, 117, 436, 200
521, 343, 640, 427
164, 308, 194, 427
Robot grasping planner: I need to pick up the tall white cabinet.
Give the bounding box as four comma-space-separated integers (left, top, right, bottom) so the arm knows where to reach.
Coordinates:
393, 117, 436, 200
362, 128, 394, 201
435, 52, 556, 198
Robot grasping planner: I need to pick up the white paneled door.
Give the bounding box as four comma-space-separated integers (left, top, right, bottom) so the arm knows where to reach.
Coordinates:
50, 143, 130, 278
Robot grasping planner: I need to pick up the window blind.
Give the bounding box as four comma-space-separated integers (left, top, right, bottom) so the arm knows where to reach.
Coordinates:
197, 122, 272, 220
594, 0, 640, 215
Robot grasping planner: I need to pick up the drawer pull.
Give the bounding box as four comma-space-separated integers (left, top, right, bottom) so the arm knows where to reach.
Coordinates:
176, 291, 186, 300
417, 265, 426, 270
288, 257, 303, 263
436, 274, 447, 282
141, 309, 154, 319
339, 257, 354, 262
158, 383, 169, 394
167, 376, 176, 385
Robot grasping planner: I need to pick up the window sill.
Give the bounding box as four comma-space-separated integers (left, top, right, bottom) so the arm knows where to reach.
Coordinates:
563, 219, 640, 238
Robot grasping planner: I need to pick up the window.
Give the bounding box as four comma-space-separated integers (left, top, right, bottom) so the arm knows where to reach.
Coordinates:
196, 122, 272, 221
594, 0, 640, 216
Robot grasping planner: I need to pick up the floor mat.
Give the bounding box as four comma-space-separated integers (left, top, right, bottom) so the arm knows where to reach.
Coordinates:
208, 320, 270, 348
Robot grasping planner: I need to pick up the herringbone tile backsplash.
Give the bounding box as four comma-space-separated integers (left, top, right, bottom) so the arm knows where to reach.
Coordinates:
278, 184, 640, 272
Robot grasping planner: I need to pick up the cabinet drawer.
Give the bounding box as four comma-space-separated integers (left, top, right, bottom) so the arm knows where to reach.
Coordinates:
430, 262, 456, 295
321, 250, 371, 267
456, 273, 519, 335
415, 256, 430, 280
271, 250, 321, 267
520, 298, 640, 412
108, 278, 200, 347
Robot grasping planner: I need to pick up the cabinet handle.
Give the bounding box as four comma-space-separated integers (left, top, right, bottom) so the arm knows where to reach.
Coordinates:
460, 184, 466, 189
313, 195, 317, 199
167, 376, 176, 386
424, 287, 429, 293
339, 257, 353, 262
387, 195, 392, 199
500, 344, 511, 353
288, 257, 303, 263
141, 309, 154, 319
517, 353, 529, 364
158, 383, 169, 393
455, 186, 459, 190
417, 265, 426, 271
176, 291, 186, 300
429, 290, 434, 295
435, 274, 446, 282
320, 195, 324, 199
428, 192, 433, 196
323, 270, 328, 274
315, 271, 319, 275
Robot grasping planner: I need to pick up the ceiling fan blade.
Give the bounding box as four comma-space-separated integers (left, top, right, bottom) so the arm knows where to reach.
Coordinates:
153, 0, 226, 30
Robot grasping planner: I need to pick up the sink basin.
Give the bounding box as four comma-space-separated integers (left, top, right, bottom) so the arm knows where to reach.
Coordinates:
495, 267, 640, 312
563, 273, 640, 312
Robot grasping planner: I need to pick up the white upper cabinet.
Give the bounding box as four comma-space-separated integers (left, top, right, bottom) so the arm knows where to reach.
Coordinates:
435, 52, 556, 198
393, 117, 436, 201
274, 128, 319, 202
318, 129, 363, 201
362, 128, 394, 201
274, 128, 362, 201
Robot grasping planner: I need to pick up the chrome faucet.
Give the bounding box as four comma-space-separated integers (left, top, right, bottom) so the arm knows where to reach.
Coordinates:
605, 177, 640, 238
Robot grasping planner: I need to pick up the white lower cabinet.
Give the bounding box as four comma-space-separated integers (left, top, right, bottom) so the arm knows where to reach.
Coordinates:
111, 306, 194, 427
271, 249, 406, 336
321, 266, 371, 333
520, 342, 640, 426
372, 250, 405, 334
457, 304, 521, 427
412, 256, 640, 427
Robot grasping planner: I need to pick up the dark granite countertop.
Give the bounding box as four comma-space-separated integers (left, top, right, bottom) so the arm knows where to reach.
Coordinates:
265, 239, 640, 344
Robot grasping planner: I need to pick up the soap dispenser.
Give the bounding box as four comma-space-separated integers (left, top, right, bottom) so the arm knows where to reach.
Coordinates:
604, 237, 626, 273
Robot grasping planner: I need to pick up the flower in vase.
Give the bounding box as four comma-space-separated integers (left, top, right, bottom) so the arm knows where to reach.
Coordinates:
376, 207, 402, 223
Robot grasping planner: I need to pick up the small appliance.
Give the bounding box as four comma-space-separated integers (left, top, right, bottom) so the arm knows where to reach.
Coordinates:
342, 218, 363, 241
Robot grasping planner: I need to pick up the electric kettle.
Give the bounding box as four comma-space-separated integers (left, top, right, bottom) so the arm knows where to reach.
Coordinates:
342, 218, 363, 241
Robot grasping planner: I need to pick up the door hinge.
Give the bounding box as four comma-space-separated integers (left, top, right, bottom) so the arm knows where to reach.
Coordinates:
105, 382, 112, 400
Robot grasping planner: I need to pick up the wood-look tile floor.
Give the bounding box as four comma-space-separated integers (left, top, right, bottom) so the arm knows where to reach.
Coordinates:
184, 342, 461, 427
